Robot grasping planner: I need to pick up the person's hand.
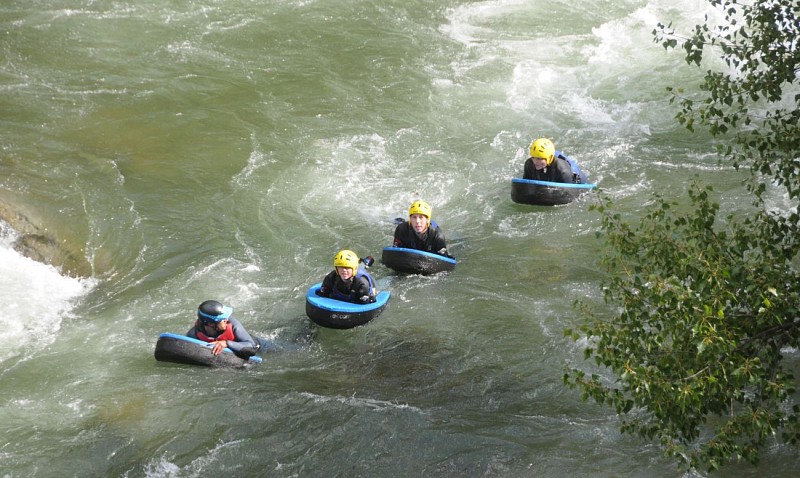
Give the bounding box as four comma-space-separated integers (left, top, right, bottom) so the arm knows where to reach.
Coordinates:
211, 340, 227, 355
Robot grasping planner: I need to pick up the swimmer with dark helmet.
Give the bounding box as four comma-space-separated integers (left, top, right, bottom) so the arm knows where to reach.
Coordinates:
187, 300, 258, 356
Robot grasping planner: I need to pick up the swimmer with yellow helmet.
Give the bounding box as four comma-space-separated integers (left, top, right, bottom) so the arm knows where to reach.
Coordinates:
523, 138, 577, 183
392, 200, 449, 256
316, 249, 377, 304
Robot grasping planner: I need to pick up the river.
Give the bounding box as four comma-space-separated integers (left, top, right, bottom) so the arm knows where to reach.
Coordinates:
1, 0, 797, 476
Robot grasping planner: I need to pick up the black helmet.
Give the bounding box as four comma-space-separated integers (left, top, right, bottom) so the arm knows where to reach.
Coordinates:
197, 300, 233, 322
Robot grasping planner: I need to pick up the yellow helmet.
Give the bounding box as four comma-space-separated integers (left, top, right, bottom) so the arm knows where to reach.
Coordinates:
333, 249, 359, 272
530, 138, 555, 165
408, 200, 432, 221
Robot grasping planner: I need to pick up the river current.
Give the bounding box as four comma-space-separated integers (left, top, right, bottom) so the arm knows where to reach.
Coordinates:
1, 1, 797, 477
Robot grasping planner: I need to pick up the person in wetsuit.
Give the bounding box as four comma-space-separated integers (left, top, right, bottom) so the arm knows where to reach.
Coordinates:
187, 300, 258, 356
522, 138, 576, 184
393, 200, 449, 256
316, 249, 376, 304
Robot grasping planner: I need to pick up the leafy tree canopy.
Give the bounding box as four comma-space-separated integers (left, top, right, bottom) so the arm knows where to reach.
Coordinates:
565, 0, 800, 472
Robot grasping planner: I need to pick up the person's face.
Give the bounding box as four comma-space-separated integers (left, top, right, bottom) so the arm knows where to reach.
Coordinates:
202, 319, 228, 334
336, 266, 354, 280
410, 214, 429, 234
532, 157, 548, 170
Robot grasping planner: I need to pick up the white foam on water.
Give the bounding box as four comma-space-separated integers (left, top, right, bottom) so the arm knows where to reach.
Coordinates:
0, 224, 94, 363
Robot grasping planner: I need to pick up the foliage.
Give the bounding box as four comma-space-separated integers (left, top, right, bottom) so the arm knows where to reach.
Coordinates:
658, 0, 800, 198
564, 0, 800, 472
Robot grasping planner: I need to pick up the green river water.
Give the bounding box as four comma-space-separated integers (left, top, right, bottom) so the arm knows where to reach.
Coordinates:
1, 0, 797, 476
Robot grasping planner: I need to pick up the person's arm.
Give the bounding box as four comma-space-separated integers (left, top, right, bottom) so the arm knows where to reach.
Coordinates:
393, 222, 407, 247
317, 271, 335, 296
556, 158, 576, 183
522, 158, 534, 179
187, 325, 198, 338
431, 227, 448, 256
353, 276, 374, 304
224, 318, 257, 352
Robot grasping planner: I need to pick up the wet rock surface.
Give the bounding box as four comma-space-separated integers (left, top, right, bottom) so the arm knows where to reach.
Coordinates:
0, 200, 91, 277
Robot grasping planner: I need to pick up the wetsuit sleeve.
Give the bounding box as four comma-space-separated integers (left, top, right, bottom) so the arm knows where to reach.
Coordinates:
226, 318, 257, 352
393, 222, 408, 247
522, 158, 535, 179
431, 226, 448, 256
555, 158, 576, 183
317, 271, 336, 296
353, 276, 374, 304
187, 325, 199, 338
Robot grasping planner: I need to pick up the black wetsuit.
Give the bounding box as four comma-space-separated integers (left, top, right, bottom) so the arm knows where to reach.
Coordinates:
523, 154, 576, 183
393, 221, 448, 256
317, 268, 375, 304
